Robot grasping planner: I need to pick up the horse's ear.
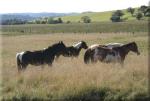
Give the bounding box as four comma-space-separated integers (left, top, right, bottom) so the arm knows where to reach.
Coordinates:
82, 41, 86, 43
131, 41, 136, 44
60, 41, 63, 43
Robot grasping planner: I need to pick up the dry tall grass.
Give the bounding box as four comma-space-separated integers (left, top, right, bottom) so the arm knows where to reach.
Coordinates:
1, 33, 149, 100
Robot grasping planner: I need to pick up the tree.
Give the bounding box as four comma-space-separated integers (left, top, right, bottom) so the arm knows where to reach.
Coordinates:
110, 10, 124, 22
44, 17, 48, 23
35, 20, 40, 24
138, 5, 148, 16
127, 7, 135, 16
139, 5, 148, 11
41, 20, 46, 24
145, 7, 150, 17
47, 17, 54, 24
110, 16, 121, 22
81, 16, 91, 23
136, 12, 143, 20
46, 17, 63, 24
57, 18, 63, 23
112, 10, 124, 17
66, 20, 71, 24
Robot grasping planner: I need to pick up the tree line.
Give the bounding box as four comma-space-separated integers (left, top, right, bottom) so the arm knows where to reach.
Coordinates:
110, 5, 150, 22
31, 17, 63, 24
1, 5, 149, 25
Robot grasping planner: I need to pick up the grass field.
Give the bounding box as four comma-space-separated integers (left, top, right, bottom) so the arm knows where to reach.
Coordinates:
1, 32, 149, 100
0, 20, 148, 35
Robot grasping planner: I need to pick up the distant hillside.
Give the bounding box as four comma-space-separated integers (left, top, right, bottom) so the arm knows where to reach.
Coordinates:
61, 8, 146, 22
0, 12, 79, 24
1, 14, 34, 21
10, 12, 78, 18
61, 11, 112, 22
0, 13, 78, 21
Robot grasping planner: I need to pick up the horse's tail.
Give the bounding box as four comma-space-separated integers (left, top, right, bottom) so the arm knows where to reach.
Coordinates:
84, 49, 92, 64
16, 53, 22, 71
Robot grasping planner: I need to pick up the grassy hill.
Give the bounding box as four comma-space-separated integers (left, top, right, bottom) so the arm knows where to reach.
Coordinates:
61, 11, 113, 22
61, 8, 147, 22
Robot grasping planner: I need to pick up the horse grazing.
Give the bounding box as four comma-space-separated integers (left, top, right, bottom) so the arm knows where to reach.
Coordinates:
84, 42, 140, 66
16, 41, 68, 71
56, 41, 88, 59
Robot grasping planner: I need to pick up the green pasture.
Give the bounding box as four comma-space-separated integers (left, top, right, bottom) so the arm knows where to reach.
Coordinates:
1, 20, 148, 36
60, 8, 148, 22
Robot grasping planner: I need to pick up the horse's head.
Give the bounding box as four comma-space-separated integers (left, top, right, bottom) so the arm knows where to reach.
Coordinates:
52, 41, 69, 56
129, 42, 140, 55
81, 41, 88, 49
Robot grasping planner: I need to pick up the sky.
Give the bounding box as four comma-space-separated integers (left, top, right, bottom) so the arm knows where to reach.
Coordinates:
0, 0, 149, 14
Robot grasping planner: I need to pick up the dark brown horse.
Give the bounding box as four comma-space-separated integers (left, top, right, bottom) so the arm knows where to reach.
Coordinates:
16, 41, 69, 71
55, 41, 88, 59
84, 42, 140, 66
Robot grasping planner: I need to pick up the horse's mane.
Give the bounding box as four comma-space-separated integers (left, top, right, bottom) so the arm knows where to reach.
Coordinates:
52, 43, 61, 47
45, 43, 61, 51
73, 41, 82, 48
81, 41, 86, 44
110, 42, 136, 51
121, 42, 136, 48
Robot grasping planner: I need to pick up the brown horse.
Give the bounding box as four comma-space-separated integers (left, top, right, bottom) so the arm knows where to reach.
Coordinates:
55, 41, 88, 59
84, 42, 140, 66
16, 41, 69, 71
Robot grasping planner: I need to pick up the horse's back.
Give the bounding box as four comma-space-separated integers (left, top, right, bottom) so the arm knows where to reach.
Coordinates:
89, 44, 101, 50
105, 43, 124, 49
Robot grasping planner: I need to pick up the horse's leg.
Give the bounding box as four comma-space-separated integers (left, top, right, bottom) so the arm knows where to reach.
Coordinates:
16, 55, 23, 72
21, 63, 28, 71
91, 55, 96, 63
47, 61, 52, 67
120, 61, 124, 67
17, 64, 22, 73
93, 54, 101, 63
17, 63, 25, 72
71, 56, 74, 59
48, 63, 52, 67
41, 64, 45, 69
92, 57, 98, 63
121, 62, 124, 67
55, 55, 60, 61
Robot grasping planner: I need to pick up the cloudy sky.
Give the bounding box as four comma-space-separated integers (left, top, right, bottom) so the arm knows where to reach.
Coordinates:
0, 0, 149, 13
